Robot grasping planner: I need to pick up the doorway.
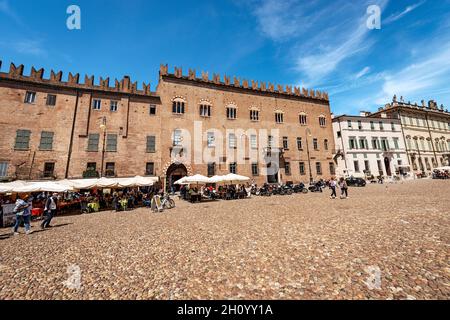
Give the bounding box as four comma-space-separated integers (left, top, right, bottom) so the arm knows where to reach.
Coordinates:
384, 157, 392, 176
166, 163, 188, 192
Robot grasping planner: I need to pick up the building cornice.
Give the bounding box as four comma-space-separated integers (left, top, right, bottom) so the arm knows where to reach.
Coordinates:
159, 64, 330, 105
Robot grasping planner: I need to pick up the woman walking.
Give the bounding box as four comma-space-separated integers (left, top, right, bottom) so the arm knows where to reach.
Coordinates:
329, 177, 337, 199
339, 177, 349, 199
13, 195, 32, 235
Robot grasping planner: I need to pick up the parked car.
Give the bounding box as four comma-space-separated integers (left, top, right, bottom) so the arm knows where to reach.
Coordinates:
346, 177, 367, 187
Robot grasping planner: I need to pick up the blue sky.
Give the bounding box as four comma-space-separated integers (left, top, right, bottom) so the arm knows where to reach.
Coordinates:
1, 0, 449, 115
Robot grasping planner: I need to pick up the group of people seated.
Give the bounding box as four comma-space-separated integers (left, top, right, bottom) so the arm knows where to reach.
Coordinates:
432, 170, 450, 179
179, 184, 252, 202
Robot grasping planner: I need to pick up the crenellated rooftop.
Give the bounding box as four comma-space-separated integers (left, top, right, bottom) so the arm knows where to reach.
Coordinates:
159, 64, 330, 102
0, 61, 156, 97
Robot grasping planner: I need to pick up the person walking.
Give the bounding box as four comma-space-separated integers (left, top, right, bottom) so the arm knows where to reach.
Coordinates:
338, 177, 349, 199
329, 177, 337, 199
41, 193, 58, 229
13, 194, 32, 235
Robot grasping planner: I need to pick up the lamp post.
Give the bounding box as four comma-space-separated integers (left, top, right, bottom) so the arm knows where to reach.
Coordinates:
100, 116, 107, 178
305, 128, 313, 184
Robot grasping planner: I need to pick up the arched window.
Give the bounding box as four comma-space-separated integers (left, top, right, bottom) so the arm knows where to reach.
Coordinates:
199, 103, 211, 117
172, 98, 186, 114
324, 139, 329, 151
226, 104, 237, 120
299, 113, 307, 125
319, 115, 326, 127
249, 107, 260, 121
275, 111, 284, 124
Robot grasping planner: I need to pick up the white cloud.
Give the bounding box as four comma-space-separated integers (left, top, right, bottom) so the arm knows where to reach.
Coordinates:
376, 45, 450, 104
355, 66, 371, 79
0, 39, 47, 57
385, 1, 426, 24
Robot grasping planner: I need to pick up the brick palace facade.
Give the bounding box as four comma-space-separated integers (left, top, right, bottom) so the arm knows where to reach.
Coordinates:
0, 61, 336, 187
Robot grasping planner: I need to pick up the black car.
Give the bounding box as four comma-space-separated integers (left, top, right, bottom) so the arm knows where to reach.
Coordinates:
346, 177, 367, 187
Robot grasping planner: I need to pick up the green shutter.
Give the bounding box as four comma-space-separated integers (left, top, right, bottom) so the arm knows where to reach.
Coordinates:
15, 130, 31, 150
146, 136, 156, 153
87, 134, 100, 151
106, 134, 117, 152
39, 131, 54, 150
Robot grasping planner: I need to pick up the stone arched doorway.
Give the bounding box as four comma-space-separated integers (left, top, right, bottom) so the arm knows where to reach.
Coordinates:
166, 163, 188, 192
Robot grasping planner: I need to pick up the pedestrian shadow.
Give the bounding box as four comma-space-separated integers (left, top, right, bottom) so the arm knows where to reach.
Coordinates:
0, 233, 12, 240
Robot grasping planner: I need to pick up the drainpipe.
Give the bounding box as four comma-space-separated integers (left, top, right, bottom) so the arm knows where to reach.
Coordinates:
337, 119, 348, 174
65, 90, 80, 179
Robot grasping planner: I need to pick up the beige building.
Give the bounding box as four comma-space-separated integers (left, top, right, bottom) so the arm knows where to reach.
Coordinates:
0, 61, 336, 188
369, 96, 450, 176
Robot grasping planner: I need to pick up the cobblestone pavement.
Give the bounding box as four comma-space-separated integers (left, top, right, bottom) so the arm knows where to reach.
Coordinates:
0, 179, 449, 300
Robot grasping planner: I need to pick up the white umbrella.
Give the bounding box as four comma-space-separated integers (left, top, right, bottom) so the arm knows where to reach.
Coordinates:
0, 181, 27, 193
209, 175, 225, 184
183, 174, 212, 185
13, 181, 74, 193
221, 173, 250, 184
174, 177, 189, 185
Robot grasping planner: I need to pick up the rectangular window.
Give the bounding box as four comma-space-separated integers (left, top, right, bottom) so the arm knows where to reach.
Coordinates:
146, 136, 156, 153
207, 163, 216, 177
105, 162, 115, 177
149, 104, 157, 115
393, 138, 399, 150
92, 99, 101, 110
299, 114, 307, 125
229, 162, 237, 174
285, 162, 291, 175
252, 163, 259, 176
377, 160, 383, 173
268, 135, 274, 148
297, 137, 303, 150
227, 107, 237, 119
319, 117, 326, 127
349, 138, 357, 150
316, 162, 322, 175
372, 138, 378, 150
14, 130, 31, 150
39, 131, 54, 151
329, 162, 335, 175
324, 139, 329, 151
250, 135, 257, 150
347, 120, 352, 129
43, 162, 55, 178
283, 137, 289, 150
110, 101, 118, 112
229, 133, 237, 149
313, 138, 318, 150
358, 121, 362, 130
364, 160, 370, 172
87, 134, 100, 152
46, 94, 57, 106
145, 162, 155, 176
86, 162, 97, 171
207, 132, 215, 148
381, 139, 388, 151
370, 121, 375, 130
379, 122, 384, 131
24, 91, 36, 104
173, 130, 182, 146
250, 110, 259, 121
106, 134, 118, 152
0, 162, 8, 177
299, 162, 306, 175
354, 161, 360, 173
391, 122, 396, 131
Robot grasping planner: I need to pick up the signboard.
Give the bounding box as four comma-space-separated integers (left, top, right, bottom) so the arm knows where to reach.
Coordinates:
2, 203, 16, 228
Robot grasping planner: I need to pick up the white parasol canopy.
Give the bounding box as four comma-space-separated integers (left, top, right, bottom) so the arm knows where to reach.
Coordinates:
183, 174, 212, 185
13, 181, 75, 193
220, 173, 250, 184
174, 177, 189, 185
0, 181, 27, 193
